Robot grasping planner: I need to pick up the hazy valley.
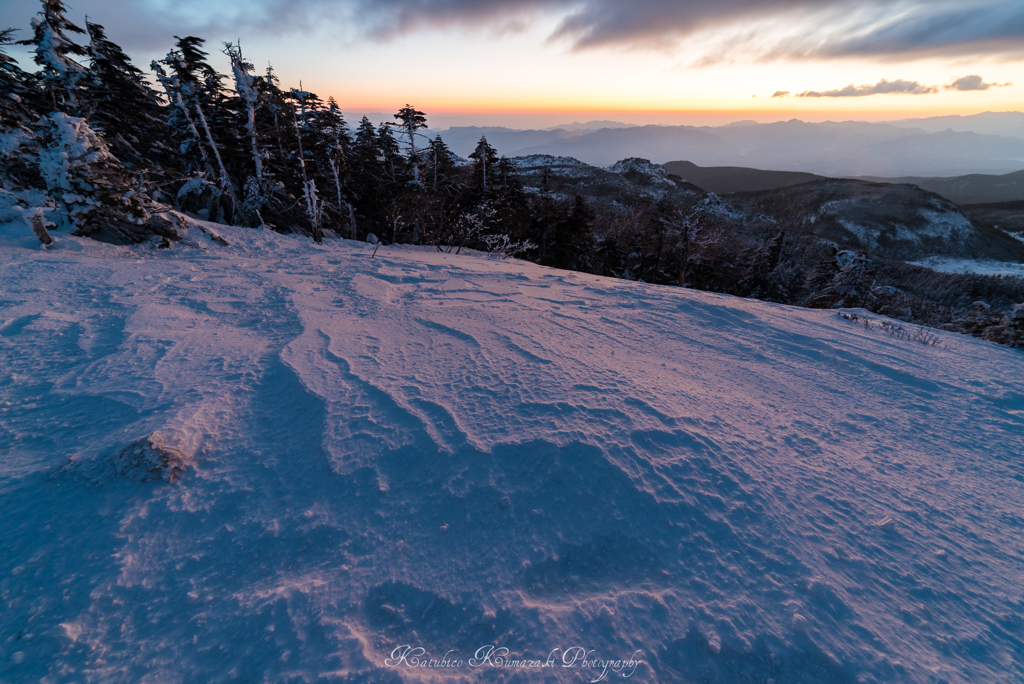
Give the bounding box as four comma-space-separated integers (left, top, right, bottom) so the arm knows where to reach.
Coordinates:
431, 112, 1024, 177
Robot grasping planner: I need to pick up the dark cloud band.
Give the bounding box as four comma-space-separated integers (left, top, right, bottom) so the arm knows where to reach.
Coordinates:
356, 0, 1024, 62
3, 0, 1022, 62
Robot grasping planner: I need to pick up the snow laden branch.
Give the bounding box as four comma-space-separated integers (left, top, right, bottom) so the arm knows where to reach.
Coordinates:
224, 42, 263, 185
36, 112, 182, 242
22, 0, 89, 113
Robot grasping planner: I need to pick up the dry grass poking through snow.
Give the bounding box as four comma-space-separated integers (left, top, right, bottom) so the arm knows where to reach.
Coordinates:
839, 311, 945, 347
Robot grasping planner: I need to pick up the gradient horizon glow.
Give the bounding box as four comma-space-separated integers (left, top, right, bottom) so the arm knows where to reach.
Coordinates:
2, 0, 1021, 129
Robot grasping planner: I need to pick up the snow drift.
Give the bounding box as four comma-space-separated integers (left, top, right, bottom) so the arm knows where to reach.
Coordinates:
1, 219, 1023, 683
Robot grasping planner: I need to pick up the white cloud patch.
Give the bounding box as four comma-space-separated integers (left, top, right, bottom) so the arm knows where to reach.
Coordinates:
796, 78, 938, 98
944, 74, 1012, 91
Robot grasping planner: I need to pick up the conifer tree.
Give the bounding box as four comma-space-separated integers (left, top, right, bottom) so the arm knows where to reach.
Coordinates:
19, 0, 88, 114
224, 42, 263, 184
806, 250, 875, 309
307, 97, 352, 235
375, 124, 406, 237
288, 87, 324, 242
377, 124, 401, 183
802, 247, 840, 307
1, 29, 43, 192
468, 136, 498, 193
259, 64, 290, 166
0, 29, 39, 129
482, 155, 529, 240
173, 36, 225, 100
170, 37, 231, 191
347, 116, 383, 236
84, 21, 166, 163
390, 104, 426, 185
37, 112, 178, 242
543, 194, 596, 271
151, 54, 211, 177
353, 116, 379, 163
154, 37, 235, 221
495, 156, 524, 196
425, 135, 457, 190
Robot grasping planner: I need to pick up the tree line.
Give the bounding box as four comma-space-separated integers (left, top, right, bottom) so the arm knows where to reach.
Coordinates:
1, 0, 591, 265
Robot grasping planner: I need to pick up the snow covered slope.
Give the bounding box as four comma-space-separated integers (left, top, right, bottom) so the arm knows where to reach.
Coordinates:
2, 221, 1023, 683
911, 257, 1024, 277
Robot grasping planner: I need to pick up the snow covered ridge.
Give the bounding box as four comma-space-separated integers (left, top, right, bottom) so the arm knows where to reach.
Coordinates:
605, 157, 672, 183
510, 154, 675, 185
509, 154, 701, 207
822, 198, 974, 253
2, 221, 1024, 683
510, 154, 593, 174
728, 179, 1016, 263
910, 257, 1024, 277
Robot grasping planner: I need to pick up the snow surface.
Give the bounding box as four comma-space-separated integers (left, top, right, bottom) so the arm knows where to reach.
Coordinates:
821, 199, 972, 252
2, 220, 1024, 683
0, 129, 30, 161
511, 154, 595, 177
605, 158, 672, 186
913, 209, 973, 241
911, 257, 1024, 278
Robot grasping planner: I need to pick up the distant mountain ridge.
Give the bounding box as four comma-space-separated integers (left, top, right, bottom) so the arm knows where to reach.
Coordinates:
659, 161, 1024, 205
884, 111, 1024, 139
434, 119, 1024, 177
726, 179, 1024, 263
544, 120, 638, 132
509, 154, 703, 205
662, 161, 827, 194
960, 200, 1024, 237
430, 126, 581, 160
857, 170, 1024, 205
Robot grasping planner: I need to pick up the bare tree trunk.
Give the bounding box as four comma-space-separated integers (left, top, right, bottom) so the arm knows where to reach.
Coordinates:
244, 101, 262, 183
292, 103, 322, 243
330, 157, 357, 239
29, 214, 54, 245
406, 122, 419, 185
172, 90, 214, 177
194, 101, 231, 193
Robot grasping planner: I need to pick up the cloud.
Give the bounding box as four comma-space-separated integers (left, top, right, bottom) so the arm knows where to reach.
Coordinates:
781, 74, 1014, 99
345, 0, 1024, 62
2, 0, 1023, 64
796, 78, 938, 98
779, 2, 1024, 62
944, 74, 1012, 91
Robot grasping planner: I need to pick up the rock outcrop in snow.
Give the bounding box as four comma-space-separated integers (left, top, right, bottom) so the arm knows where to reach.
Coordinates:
59, 433, 195, 485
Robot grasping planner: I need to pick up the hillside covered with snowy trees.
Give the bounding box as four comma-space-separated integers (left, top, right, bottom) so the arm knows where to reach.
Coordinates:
3, 0, 1024, 347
